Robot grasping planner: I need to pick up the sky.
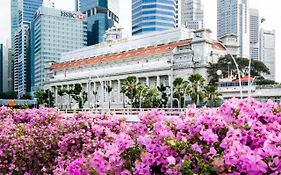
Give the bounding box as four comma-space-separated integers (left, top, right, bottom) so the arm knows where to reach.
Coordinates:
0, 0, 280, 82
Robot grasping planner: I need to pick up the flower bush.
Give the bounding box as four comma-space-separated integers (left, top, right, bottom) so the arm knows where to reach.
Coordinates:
0, 98, 280, 174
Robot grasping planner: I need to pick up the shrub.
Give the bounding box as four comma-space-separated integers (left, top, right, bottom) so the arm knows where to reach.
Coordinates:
0, 98, 280, 174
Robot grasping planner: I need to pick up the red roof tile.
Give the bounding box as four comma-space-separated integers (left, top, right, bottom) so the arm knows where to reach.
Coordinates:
51, 39, 224, 70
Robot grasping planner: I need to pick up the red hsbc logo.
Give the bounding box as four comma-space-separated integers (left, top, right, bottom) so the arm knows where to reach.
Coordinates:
61, 11, 85, 20
76, 14, 85, 20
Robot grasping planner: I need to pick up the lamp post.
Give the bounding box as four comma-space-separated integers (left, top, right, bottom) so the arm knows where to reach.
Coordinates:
248, 18, 265, 97
227, 61, 231, 78
89, 73, 105, 113
229, 54, 243, 99
139, 87, 146, 109
183, 85, 190, 108
168, 58, 174, 108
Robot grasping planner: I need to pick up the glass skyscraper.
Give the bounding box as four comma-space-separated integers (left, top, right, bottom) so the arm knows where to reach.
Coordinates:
0, 44, 4, 92
79, 0, 119, 45
132, 0, 177, 35
217, 0, 250, 58
181, 0, 204, 30
10, 0, 19, 91
249, 8, 259, 60
30, 6, 87, 91
12, 0, 43, 97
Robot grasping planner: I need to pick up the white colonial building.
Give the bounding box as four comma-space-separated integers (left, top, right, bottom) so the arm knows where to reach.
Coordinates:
46, 28, 227, 109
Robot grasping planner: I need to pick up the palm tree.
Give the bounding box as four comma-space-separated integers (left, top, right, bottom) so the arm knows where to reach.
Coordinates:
143, 86, 162, 108
34, 90, 55, 107
173, 77, 189, 108
120, 76, 140, 107
204, 85, 222, 107
34, 90, 46, 106
157, 84, 170, 108
188, 74, 205, 106
68, 84, 88, 109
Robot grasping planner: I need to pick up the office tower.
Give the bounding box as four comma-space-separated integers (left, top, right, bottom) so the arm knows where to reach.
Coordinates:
7, 47, 13, 91
14, 32, 19, 94
260, 29, 276, 81
181, 0, 204, 30
217, 0, 249, 58
132, 0, 177, 35
0, 42, 10, 93
30, 6, 87, 91
249, 8, 259, 60
42, 0, 54, 7
12, 0, 43, 97
10, 0, 19, 91
75, 0, 80, 11
79, 0, 119, 45
0, 44, 4, 92
108, 0, 119, 16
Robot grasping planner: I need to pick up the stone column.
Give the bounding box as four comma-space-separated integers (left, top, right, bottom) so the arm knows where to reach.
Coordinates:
86, 81, 90, 108
118, 79, 121, 103
55, 86, 58, 107
93, 82, 97, 108
146, 77, 149, 86
157, 76, 160, 87
67, 84, 70, 109
168, 75, 172, 86
109, 80, 112, 108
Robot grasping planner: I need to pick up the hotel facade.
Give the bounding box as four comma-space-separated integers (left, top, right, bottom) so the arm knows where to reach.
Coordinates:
46, 28, 227, 109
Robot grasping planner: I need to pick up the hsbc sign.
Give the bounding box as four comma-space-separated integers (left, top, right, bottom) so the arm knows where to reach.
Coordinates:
61, 11, 86, 20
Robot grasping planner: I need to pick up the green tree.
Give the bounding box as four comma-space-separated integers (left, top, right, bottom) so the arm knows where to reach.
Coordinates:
188, 74, 205, 105
34, 89, 54, 107
157, 84, 169, 108
208, 55, 270, 85
121, 76, 139, 107
121, 76, 165, 108
68, 84, 88, 109
255, 78, 279, 85
34, 90, 46, 105
142, 86, 162, 108
21, 94, 32, 100
45, 90, 55, 107
173, 77, 189, 108
0, 91, 17, 99
204, 85, 222, 107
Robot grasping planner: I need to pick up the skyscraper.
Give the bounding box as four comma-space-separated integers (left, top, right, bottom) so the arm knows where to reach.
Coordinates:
260, 29, 276, 81
132, 0, 177, 35
10, 0, 19, 91
249, 8, 259, 60
217, 0, 249, 58
30, 6, 87, 91
75, 0, 80, 11
79, 0, 119, 45
181, 0, 204, 30
0, 44, 4, 92
12, 0, 43, 97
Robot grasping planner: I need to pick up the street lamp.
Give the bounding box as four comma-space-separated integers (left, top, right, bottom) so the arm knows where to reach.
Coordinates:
139, 87, 146, 109
167, 58, 174, 108
89, 73, 105, 113
217, 69, 222, 79
227, 61, 231, 78
229, 54, 243, 99
248, 18, 265, 97
183, 85, 190, 108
